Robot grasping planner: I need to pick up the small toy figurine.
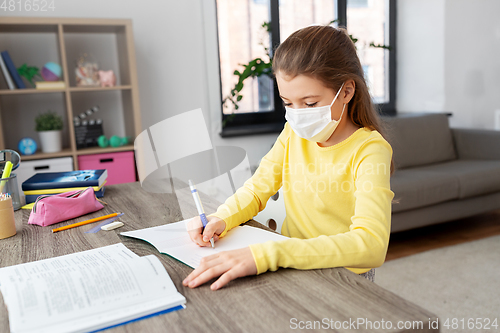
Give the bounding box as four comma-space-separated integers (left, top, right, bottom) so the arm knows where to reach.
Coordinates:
98, 70, 116, 87
75, 53, 100, 87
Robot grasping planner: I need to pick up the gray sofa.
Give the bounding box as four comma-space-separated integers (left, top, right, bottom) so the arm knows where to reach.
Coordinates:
383, 113, 500, 233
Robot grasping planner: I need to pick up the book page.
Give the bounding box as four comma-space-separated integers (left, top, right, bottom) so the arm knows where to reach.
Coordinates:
121, 219, 288, 268
0, 243, 185, 333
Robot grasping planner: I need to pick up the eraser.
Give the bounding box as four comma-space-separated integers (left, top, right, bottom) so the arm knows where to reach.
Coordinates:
101, 221, 124, 231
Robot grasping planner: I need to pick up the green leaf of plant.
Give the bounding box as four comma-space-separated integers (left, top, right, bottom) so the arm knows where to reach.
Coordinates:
17, 63, 40, 86
262, 22, 271, 32
369, 42, 392, 50
35, 111, 63, 131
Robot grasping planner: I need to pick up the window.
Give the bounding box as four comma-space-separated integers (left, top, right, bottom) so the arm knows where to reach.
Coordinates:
347, 0, 393, 107
216, 0, 396, 137
348, 0, 368, 8
217, 0, 273, 114
279, 0, 338, 41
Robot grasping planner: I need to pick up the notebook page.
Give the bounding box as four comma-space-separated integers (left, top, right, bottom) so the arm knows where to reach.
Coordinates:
0, 243, 185, 333
121, 219, 288, 268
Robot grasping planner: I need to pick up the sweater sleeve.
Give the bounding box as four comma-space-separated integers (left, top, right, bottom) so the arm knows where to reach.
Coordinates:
248, 138, 394, 274
210, 124, 290, 237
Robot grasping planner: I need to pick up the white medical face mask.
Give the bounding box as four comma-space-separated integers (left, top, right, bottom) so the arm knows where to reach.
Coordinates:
285, 82, 345, 142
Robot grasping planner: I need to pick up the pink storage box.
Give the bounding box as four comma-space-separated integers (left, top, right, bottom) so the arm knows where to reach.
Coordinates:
78, 151, 136, 185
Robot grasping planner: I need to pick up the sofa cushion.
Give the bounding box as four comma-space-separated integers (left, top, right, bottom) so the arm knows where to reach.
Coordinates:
391, 168, 459, 213
382, 113, 457, 169
417, 160, 500, 199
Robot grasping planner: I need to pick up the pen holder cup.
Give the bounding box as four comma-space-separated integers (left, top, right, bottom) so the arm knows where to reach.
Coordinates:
0, 196, 16, 239
0, 173, 21, 211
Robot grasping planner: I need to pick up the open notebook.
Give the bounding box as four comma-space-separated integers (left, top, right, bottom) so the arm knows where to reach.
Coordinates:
121, 219, 288, 268
0, 243, 186, 333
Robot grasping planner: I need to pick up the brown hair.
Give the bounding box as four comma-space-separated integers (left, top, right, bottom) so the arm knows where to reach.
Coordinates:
273, 25, 394, 174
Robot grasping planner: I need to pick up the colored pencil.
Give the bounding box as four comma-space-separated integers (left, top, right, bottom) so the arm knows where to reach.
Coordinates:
52, 212, 122, 233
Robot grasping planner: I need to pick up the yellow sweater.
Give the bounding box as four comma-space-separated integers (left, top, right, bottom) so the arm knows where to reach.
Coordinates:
212, 123, 394, 275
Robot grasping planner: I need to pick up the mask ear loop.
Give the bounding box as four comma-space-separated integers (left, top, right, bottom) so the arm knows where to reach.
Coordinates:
333, 103, 347, 122
340, 103, 347, 118
330, 82, 346, 107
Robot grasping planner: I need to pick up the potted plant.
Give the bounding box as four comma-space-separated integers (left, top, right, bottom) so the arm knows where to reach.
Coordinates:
35, 111, 63, 153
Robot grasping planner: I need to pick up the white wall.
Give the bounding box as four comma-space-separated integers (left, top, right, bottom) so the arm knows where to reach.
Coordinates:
396, 0, 446, 113
397, 0, 500, 130
444, 0, 500, 129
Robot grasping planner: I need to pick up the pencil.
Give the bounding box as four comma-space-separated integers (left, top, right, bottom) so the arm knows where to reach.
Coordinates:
52, 212, 123, 233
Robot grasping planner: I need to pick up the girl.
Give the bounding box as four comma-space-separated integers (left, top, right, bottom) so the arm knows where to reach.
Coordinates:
183, 25, 394, 290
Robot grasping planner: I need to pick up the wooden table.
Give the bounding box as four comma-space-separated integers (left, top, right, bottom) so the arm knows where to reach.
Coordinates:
0, 182, 439, 332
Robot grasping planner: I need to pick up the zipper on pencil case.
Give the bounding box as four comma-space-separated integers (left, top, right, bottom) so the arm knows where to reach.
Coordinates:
32, 187, 93, 213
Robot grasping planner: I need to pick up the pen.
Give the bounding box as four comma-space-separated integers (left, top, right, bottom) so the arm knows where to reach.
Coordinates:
52, 212, 123, 233
188, 180, 214, 248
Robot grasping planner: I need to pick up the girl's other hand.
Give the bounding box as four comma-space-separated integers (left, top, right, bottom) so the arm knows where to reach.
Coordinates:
182, 247, 257, 290
186, 215, 226, 247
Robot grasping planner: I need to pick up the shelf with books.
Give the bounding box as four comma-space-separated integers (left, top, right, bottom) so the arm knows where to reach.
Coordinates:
0, 22, 64, 91
0, 17, 141, 175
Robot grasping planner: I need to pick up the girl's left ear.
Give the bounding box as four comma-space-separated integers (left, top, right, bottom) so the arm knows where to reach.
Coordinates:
343, 80, 356, 104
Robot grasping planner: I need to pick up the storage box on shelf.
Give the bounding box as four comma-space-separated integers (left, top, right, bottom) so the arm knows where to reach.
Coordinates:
0, 17, 141, 184
78, 151, 136, 186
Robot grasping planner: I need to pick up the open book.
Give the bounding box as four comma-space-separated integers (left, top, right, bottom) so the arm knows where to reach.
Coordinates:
121, 219, 288, 268
0, 243, 186, 333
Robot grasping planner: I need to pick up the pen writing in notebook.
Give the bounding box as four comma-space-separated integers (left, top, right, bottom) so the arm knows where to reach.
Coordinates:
188, 180, 215, 248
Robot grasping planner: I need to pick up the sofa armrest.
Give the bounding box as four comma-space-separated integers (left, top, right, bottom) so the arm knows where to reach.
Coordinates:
452, 128, 500, 160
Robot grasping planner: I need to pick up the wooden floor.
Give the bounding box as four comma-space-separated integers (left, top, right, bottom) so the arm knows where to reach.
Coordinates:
386, 209, 500, 261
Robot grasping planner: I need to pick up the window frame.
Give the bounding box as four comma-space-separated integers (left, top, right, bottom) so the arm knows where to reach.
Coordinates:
218, 0, 397, 138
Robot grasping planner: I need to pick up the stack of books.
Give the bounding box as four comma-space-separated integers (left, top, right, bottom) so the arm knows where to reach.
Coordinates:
22, 170, 108, 204
0, 50, 26, 90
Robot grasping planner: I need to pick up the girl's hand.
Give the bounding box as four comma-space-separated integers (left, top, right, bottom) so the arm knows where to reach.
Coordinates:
182, 247, 257, 290
186, 215, 226, 247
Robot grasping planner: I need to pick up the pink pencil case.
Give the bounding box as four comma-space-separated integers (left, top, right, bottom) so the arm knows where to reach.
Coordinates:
28, 187, 104, 227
